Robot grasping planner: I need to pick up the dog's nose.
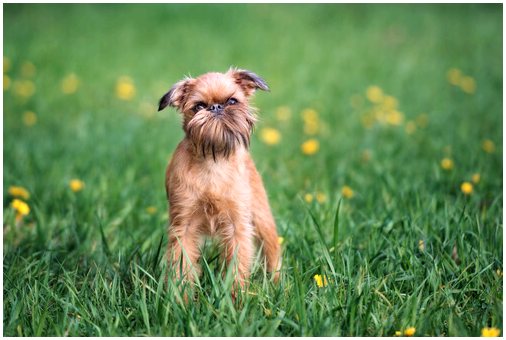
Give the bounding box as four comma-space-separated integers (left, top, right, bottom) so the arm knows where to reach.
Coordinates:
209, 104, 224, 114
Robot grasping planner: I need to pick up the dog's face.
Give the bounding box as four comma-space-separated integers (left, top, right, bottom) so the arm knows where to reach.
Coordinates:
158, 69, 269, 160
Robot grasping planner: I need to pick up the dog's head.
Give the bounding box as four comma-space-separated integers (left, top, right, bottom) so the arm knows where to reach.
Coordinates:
158, 68, 269, 159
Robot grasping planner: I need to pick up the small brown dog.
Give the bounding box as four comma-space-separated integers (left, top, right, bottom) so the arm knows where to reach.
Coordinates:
158, 68, 281, 290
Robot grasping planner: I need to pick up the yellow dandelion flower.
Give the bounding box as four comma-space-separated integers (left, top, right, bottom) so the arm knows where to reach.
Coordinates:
116, 76, 136, 100
304, 119, 319, 135
137, 101, 155, 119
276, 106, 291, 121
23, 111, 37, 126
418, 239, 425, 252
472, 173, 480, 184
301, 108, 318, 123
146, 206, 157, 215
416, 113, 429, 128
405, 121, 416, 134
481, 327, 501, 337
382, 95, 398, 110
4, 74, 11, 90
4, 56, 11, 73
447, 68, 462, 86
313, 274, 328, 288
316, 192, 326, 203
278, 236, 284, 245
482, 139, 495, 153
404, 327, 416, 336
394, 331, 401, 336
301, 139, 319, 155
361, 149, 372, 162
13, 80, 35, 98
341, 186, 354, 199
440, 158, 454, 171
260, 127, 281, 145
304, 193, 314, 203
385, 110, 404, 126
8, 186, 30, 200
11, 199, 30, 216
461, 182, 473, 195
21, 62, 36, 78
366, 85, 384, 103
459, 76, 476, 94
61, 73, 80, 94
69, 179, 85, 192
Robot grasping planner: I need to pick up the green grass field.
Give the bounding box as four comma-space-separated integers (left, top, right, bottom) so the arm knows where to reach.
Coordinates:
3, 4, 503, 336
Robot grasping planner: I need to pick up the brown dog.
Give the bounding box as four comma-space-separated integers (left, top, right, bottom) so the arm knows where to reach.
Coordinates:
158, 68, 281, 290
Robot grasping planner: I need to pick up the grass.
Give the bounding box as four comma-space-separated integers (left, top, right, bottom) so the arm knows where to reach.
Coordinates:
3, 3, 503, 336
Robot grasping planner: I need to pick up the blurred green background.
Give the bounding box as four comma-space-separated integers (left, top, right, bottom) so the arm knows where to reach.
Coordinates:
3, 4, 502, 336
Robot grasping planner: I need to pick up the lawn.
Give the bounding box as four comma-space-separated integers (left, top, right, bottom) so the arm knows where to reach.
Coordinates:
3, 4, 503, 336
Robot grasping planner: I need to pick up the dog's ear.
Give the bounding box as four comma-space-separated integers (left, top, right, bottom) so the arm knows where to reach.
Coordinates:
229, 68, 269, 96
158, 77, 194, 111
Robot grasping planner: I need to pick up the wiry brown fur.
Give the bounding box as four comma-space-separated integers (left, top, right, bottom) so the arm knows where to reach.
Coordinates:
159, 68, 281, 291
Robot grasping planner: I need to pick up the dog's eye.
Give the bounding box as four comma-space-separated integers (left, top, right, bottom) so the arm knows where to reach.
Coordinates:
227, 98, 238, 105
193, 102, 206, 112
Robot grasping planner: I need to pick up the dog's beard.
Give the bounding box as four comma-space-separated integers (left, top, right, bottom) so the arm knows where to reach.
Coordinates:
186, 106, 256, 161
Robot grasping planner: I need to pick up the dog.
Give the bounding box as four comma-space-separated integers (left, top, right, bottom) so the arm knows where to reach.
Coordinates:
158, 68, 281, 291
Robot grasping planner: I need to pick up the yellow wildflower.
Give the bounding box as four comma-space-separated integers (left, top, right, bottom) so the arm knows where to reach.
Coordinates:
316, 192, 326, 203
4, 75, 11, 90
481, 327, 501, 337
366, 85, 384, 103
304, 193, 314, 203
276, 106, 291, 121
440, 158, 454, 171
472, 173, 480, 184
4, 56, 11, 73
260, 127, 281, 145
21, 62, 36, 78
416, 113, 429, 128
385, 110, 404, 126
405, 121, 416, 134
8, 186, 30, 200
447, 68, 462, 86
341, 186, 354, 199
301, 108, 318, 123
11, 199, 30, 218
496, 269, 502, 277
13, 80, 35, 98
116, 76, 135, 100
138, 101, 156, 119
23, 111, 37, 126
482, 139, 495, 153
69, 179, 85, 192
394, 331, 401, 336
361, 149, 371, 162
304, 120, 319, 135
146, 206, 157, 215
461, 182, 473, 195
313, 274, 328, 288
61, 73, 79, 94
418, 239, 425, 252
404, 327, 416, 336
382, 95, 398, 110
301, 139, 319, 155
459, 76, 476, 94
278, 237, 284, 245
